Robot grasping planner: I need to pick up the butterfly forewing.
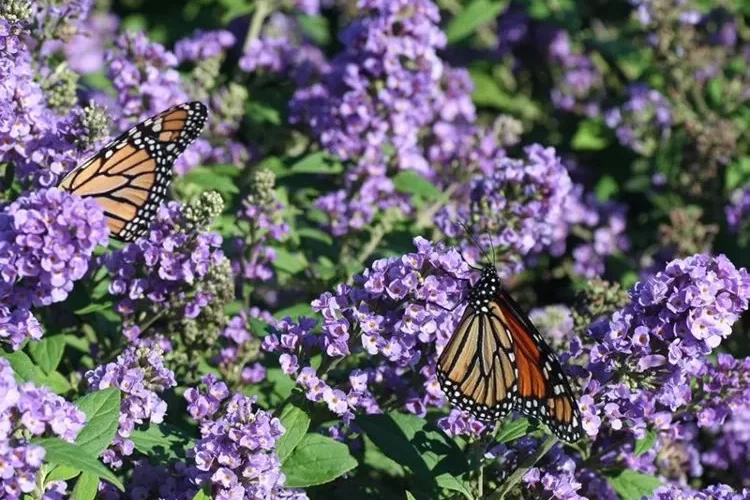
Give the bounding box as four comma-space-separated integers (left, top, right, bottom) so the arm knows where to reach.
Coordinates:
58, 101, 208, 242
437, 265, 583, 442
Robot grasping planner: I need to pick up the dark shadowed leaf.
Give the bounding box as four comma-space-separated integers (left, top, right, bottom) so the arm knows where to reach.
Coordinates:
131, 423, 196, 464
357, 412, 473, 499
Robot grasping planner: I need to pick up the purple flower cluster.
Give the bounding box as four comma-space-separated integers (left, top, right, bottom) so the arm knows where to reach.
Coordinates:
218, 307, 275, 384
437, 145, 572, 275
0, 188, 109, 349
106, 31, 187, 127
726, 187, 750, 233
0, 12, 80, 184
62, 13, 119, 75
605, 84, 672, 155
172, 28, 253, 173
263, 237, 473, 429
487, 437, 586, 500
232, 169, 289, 282
552, 186, 630, 278
290, 0, 451, 235
649, 483, 750, 500
579, 253, 750, 438
85, 345, 177, 469
0, 358, 86, 498
185, 375, 307, 499
106, 200, 226, 341
174, 30, 235, 64
701, 402, 750, 484
494, 7, 605, 117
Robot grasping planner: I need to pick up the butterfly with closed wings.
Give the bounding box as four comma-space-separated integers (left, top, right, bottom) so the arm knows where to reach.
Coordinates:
57, 101, 208, 242
437, 261, 583, 442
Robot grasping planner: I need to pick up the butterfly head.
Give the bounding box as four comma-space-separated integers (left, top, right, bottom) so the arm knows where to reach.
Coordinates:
468, 265, 501, 313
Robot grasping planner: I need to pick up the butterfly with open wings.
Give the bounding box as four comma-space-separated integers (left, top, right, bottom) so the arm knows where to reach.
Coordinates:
57, 102, 208, 242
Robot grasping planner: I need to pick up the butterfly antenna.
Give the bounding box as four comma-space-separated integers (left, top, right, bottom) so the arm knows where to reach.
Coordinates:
456, 219, 492, 266
488, 234, 497, 266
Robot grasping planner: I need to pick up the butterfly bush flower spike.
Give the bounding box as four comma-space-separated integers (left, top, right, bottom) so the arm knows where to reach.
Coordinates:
0, 358, 86, 498
85, 345, 177, 468
0, 188, 108, 349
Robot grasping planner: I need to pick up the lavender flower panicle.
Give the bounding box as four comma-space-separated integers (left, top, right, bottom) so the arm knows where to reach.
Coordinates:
0, 188, 108, 349
85, 345, 177, 469
185, 375, 308, 499
0, 358, 86, 498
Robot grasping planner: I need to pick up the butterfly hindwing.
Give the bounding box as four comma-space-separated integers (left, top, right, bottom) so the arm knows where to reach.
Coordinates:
58, 101, 208, 242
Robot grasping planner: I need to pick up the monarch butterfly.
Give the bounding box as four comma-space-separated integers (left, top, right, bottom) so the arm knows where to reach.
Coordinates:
58, 101, 208, 242
437, 261, 583, 442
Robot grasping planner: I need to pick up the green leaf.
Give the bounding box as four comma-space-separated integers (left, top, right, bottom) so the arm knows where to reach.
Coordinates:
606, 469, 662, 500
43, 371, 72, 394
246, 100, 282, 126
634, 430, 657, 457
74, 388, 121, 456
248, 317, 271, 338
27, 335, 66, 375
276, 398, 311, 462
179, 166, 239, 195
241, 367, 296, 409
131, 423, 196, 464
46, 465, 81, 482
282, 433, 358, 488
1, 350, 45, 384
35, 438, 123, 491
192, 486, 212, 500
288, 152, 343, 175
73, 301, 114, 315
392, 171, 442, 200
725, 157, 750, 191
274, 302, 314, 320
445, 0, 508, 44
273, 248, 308, 275
406, 492, 417, 500
297, 15, 330, 46
298, 227, 334, 246
595, 175, 620, 201
357, 412, 473, 499
572, 119, 610, 151
362, 434, 405, 477
72, 472, 100, 500
496, 418, 531, 443
469, 70, 541, 119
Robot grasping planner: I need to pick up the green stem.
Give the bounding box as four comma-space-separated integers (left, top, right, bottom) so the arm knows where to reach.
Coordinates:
486, 435, 558, 500
244, 0, 273, 53
415, 183, 460, 229
2, 161, 14, 193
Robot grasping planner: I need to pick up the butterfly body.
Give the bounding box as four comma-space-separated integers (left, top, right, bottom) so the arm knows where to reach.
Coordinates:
437, 265, 583, 442
58, 102, 208, 242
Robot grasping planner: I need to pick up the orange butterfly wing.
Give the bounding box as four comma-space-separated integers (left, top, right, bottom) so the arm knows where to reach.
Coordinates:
58, 102, 208, 242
